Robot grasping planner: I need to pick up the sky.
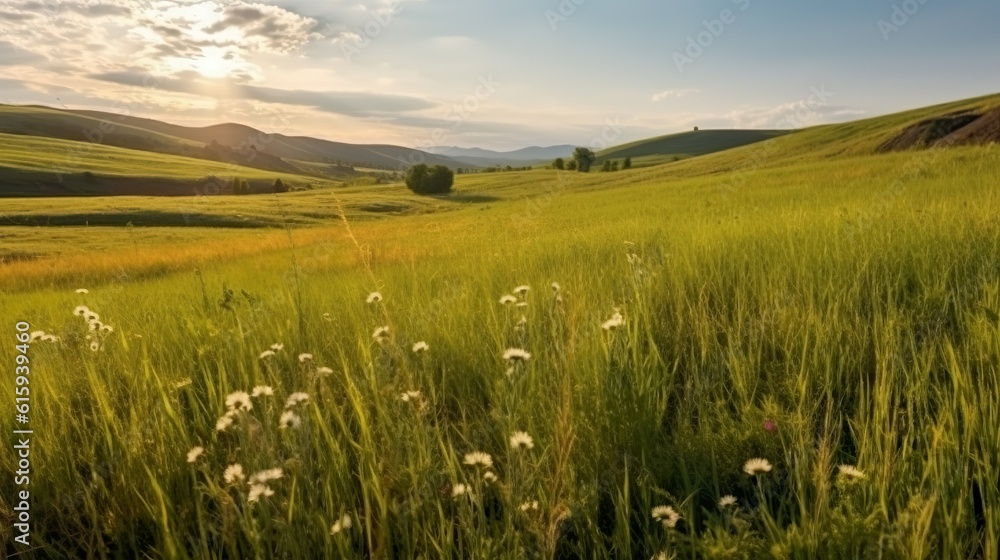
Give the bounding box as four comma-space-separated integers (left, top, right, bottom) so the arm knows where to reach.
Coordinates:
0, 0, 998, 151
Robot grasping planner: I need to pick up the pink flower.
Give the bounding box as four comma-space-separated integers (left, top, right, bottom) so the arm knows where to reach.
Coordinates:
764, 419, 778, 433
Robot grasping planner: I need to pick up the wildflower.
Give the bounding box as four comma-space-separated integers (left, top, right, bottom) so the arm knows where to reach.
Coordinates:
322, 313, 332, 322
224, 464, 246, 484
285, 392, 310, 408
84, 311, 100, 323
516, 315, 528, 327
89, 341, 100, 352
551, 282, 561, 293
29, 331, 46, 342
513, 285, 530, 296
764, 419, 778, 432
744, 458, 773, 476
519, 500, 539, 512
719, 495, 738, 508
463, 451, 493, 469
451, 483, 468, 498
651, 505, 681, 528
509, 431, 535, 450
279, 410, 302, 429
174, 378, 193, 389
503, 348, 531, 362
330, 514, 352, 534
483, 471, 498, 483
515, 302, 528, 308
400, 390, 422, 402
499, 295, 517, 305
317, 366, 334, 375
602, 310, 624, 331
186, 446, 204, 463
412, 341, 429, 353
837, 465, 866, 480
248, 484, 274, 503
42, 334, 59, 343
366, 292, 383, 304
298, 353, 313, 363
372, 326, 390, 341
88, 321, 103, 332
259, 350, 275, 360
215, 414, 235, 432
76, 288, 89, 294
249, 468, 284, 485
251, 385, 274, 397
73, 305, 89, 317
100, 324, 114, 333
225, 391, 253, 412
270, 343, 284, 352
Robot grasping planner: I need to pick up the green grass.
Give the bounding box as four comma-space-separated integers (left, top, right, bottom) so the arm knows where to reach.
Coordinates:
1, 97, 1000, 559
596, 129, 791, 166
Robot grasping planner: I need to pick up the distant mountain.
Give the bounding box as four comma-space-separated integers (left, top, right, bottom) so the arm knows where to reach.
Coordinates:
0, 105, 471, 176
428, 145, 576, 166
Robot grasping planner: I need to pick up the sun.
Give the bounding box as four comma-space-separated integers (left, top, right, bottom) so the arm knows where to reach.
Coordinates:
188, 47, 237, 79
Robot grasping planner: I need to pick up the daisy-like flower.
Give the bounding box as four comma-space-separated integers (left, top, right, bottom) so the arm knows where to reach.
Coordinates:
248, 484, 274, 503
285, 392, 310, 408
519, 500, 539, 512
551, 282, 561, 293
366, 292, 383, 304
76, 288, 89, 294
499, 295, 517, 305
186, 446, 204, 463
744, 458, 773, 476
84, 311, 100, 323
225, 391, 253, 412
463, 451, 493, 469
602, 310, 624, 331
224, 464, 246, 484
513, 285, 530, 296
317, 366, 334, 375
451, 483, 468, 498
400, 390, 422, 402
270, 343, 284, 352
412, 341, 429, 353
279, 410, 301, 429
515, 302, 528, 308
29, 331, 46, 342
249, 468, 283, 485
719, 495, 738, 508
259, 350, 276, 360
73, 305, 90, 317
100, 324, 114, 333
251, 385, 274, 397
298, 353, 313, 363
215, 414, 235, 432
330, 514, 352, 534
483, 471, 498, 483
372, 326, 390, 340
88, 321, 103, 332
89, 341, 100, 352
509, 431, 535, 450
837, 465, 866, 480
651, 505, 681, 528
503, 348, 531, 362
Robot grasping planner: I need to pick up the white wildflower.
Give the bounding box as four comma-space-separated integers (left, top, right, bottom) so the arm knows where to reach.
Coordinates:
285, 392, 310, 408
412, 341, 429, 353
366, 292, 382, 304
251, 385, 274, 397
186, 446, 204, 463
463, 451, 493, 469
744, 458, 773, 476
509, 431, 535, 450
224, 464, 246, 484
279, 410, 301, 429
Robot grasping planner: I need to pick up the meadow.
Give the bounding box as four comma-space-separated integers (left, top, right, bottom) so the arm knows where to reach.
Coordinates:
1, 100, 1000, 559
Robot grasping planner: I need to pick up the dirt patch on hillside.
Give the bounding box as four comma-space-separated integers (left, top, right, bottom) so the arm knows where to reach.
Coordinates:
878, 108, 1000, 152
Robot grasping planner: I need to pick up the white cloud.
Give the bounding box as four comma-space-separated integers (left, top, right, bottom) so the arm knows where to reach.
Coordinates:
651, 88, 700, 102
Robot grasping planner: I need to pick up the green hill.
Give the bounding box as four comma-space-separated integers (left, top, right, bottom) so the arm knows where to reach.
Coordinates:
596, 129, 791, 167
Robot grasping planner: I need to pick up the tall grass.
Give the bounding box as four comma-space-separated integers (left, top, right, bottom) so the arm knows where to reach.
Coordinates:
1, 145, 999, 559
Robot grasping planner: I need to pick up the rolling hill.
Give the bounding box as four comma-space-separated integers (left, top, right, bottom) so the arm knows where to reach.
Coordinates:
596, 129, 792, 166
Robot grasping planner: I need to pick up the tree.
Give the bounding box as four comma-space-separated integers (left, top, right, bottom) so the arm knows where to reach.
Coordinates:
273, 178, 289, 193
601, 160, 612, 172
566, 160, 578, 171
552, 157, 565, 170
623, 156, 632, 170
572, 147, 596, 172
611, 160, 619, 172
406, 164, 454, 194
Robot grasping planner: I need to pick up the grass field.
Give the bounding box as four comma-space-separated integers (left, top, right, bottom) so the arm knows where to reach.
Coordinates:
1, 97, 1000, 559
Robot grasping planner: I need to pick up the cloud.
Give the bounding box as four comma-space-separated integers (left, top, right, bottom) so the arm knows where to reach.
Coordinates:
651, 88, 700, 102
88, 70, 436, 117
0, 41, 43, 66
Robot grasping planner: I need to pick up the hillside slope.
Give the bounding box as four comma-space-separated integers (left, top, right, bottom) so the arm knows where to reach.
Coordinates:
597, 129, 791, 166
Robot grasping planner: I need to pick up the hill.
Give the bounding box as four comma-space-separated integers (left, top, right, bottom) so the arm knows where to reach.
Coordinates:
428, 144, 576, 167
596, 129, 791, 167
